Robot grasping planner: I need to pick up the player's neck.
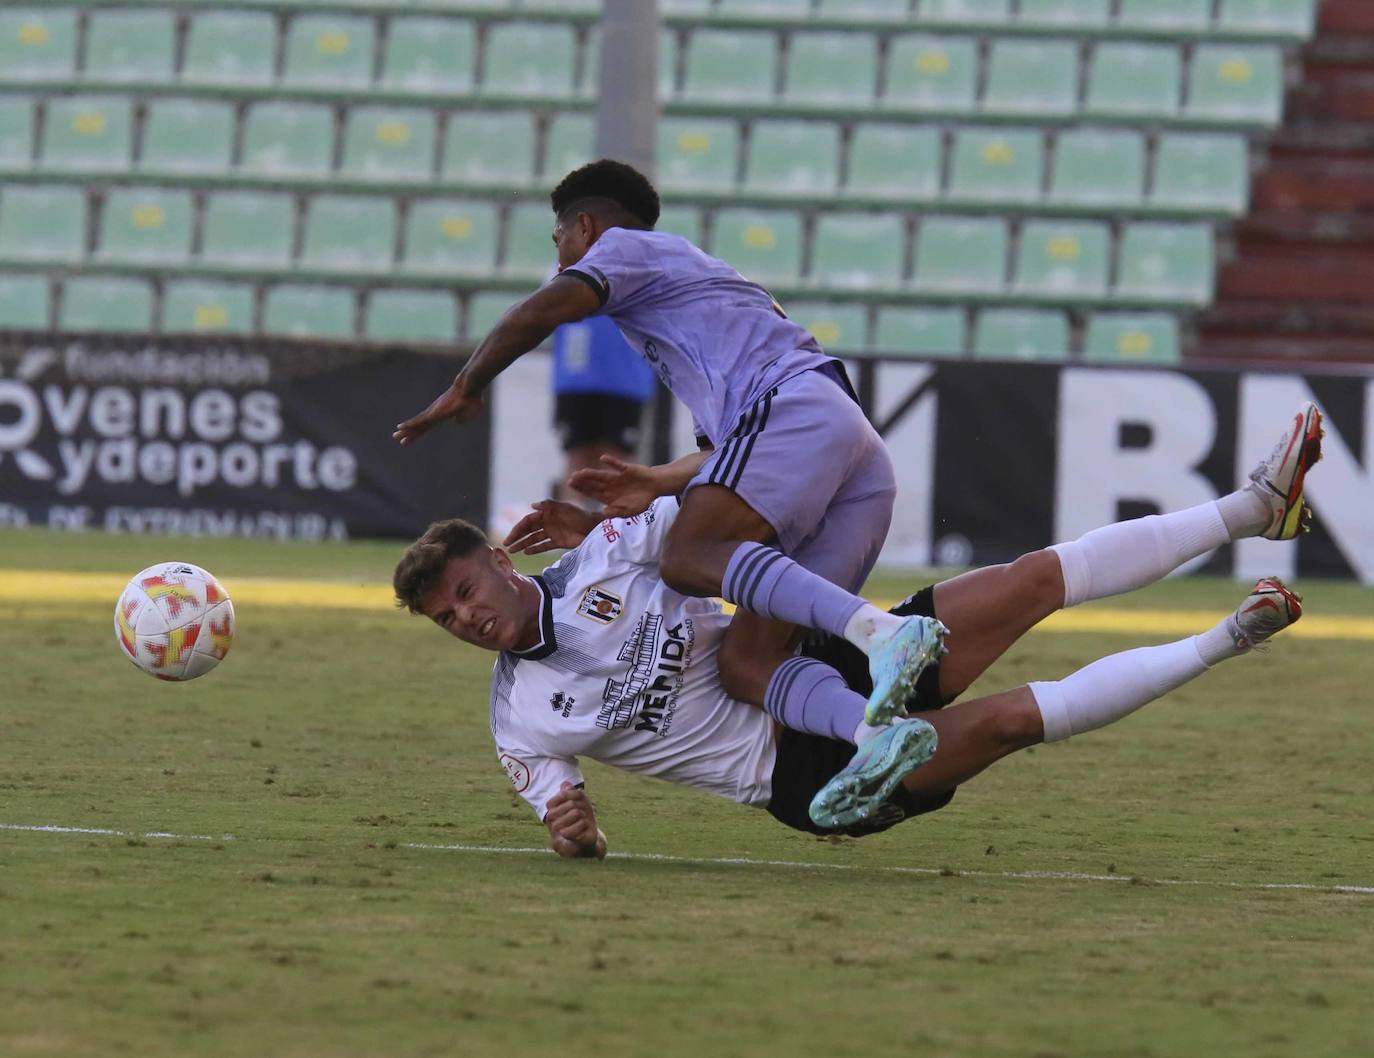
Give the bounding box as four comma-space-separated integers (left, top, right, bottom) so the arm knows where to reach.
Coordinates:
512, 575, 544, 652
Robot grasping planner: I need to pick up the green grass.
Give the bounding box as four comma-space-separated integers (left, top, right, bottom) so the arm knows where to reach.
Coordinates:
3, 528, 1373, 1058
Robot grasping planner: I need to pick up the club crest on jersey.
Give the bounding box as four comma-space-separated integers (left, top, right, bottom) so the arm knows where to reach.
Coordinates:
577, 586, 622, 625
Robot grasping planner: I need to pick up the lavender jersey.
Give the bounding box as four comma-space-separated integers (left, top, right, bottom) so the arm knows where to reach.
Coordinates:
562, 227, 833, 446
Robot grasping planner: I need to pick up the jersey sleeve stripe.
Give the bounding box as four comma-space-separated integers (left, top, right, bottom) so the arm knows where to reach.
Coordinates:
560, 268, 609, 306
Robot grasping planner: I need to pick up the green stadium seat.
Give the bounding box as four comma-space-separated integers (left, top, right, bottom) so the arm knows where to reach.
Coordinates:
811, 212, 905, 290
784, 33, 878, 106
710, 208, 803, 284
201, 192, 296, 268
1049, 128, 1145, 208
657, 117, 739, 191
1085, 43, 1181, 119
162, 280, 256, 335
1185, 45, 1283, 125
442, 111, 536, 187
718, 0, 812, 13
483, 23, 577, 98
381, 18, 476, 94
1217, 0, 1316, 38
1115, 223, 1214, 306
1117, 0, 1210, 32
365, 289, 458, 344
922, 0, 1011, 25
263, 284, 356, 339
241, 103, 335, 178
0, 185, 86, 262
0, 9, 77, 81
465, 291, 517, 340
140, 100, 234, 175
1151, 133, 1249, 213
0, 273, 49, 329
1012, 219, 1110, 299
301, 195, 396, 273
96, 188, 193, 263
947, 129, 1044, 205
845, 123, 941, 202
682, 29, 778, 103
974, 309, 1069, 360
655, 206, 702, 244
884, 35, 976, 112
913, 216, 1007, 295
402, 199, 499, 275
744, 120, 840, 195
284, 16, 376, 89
503, 202, 558, 279
41, 96, 132, 172
1017, 0, 1109, 28
341, 107, 437, 182
1084, 312, 1181, 363
782, 301, 870, 352
983, 39, 1079, 117
0, 97, 34, 171
543, 113, 595, 180
183, 12, 276, 86
60, 276, 153, 333
872, 306, 967, 357
84, 10, 175, 82
818, 0, 912, 17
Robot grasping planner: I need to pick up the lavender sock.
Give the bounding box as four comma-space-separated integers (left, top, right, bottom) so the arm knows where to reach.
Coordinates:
722, 542, 866, 638
763, 656, 867, 743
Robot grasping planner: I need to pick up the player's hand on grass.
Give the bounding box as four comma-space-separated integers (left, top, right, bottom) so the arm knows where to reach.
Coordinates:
568, 455, 662, 518
503, 500, 600, 554
546, 782, 606, 860
393, 379, 484, 445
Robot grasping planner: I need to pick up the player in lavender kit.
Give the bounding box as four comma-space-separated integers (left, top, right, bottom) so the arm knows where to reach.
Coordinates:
395, 160, 945, 800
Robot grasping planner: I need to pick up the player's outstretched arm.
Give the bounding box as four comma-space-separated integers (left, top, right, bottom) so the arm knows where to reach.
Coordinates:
393, 275, 601, 446
570, 449, 713, 517
503, 500, 601, 555
545, 782, 607, 860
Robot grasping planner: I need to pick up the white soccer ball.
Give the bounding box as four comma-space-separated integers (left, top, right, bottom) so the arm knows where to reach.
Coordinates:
114, 562, 236, 681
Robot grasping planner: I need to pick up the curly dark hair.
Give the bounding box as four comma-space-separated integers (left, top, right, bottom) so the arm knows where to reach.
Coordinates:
550, 159, 660, 228
393, 518, 490, 615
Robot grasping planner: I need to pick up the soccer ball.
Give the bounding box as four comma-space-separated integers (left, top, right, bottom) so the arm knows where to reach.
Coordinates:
114, 562, 235, 681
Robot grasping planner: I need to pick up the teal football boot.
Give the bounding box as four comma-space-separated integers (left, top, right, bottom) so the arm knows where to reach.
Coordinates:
864, 615, 948, 726
808, 718, 939, 831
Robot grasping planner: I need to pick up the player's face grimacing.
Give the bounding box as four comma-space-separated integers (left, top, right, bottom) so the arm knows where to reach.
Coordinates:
420, 547, 538, 652
552, 212, 596, 271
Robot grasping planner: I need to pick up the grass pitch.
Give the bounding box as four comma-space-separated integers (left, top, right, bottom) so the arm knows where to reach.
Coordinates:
2, 527, 1372, 1058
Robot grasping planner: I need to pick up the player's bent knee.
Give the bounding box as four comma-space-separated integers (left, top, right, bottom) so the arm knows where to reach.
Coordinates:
660, 536, 721, 598
1010, 549, 1066, 617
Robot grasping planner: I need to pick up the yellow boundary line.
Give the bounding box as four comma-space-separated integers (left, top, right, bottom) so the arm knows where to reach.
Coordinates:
2, 568, 1372, 641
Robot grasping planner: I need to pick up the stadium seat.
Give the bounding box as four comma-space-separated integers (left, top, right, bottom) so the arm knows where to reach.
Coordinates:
1151, 133, 1249, 214
718, 0, 812, 14
811, 212, 905, 290
1049, 128, 1145, 208
681, 29, 778, 103
182, 12, 276, 86
872, 306, 967, 357
503, 202, 558, 279
1017, 0, 1110, 29
201, 192, 296, 268
402, 199, 499, 275
342, 107, 437, 182
381, 18, 477, 94
817, 0, 910, 15
544, 113, 595, 180
744, 120, 841, 194
1185, 45, 1283, 125
1083, 312, 1181, 363
922, 0, 1011, 25
284, 16, 376, 90
465, 291, 517, 339
241, 103, 335, 178
84, 10, 175, 82
1085, 43, 1181, 119
784, 33, 878, 106
883, 35, 977, 112
162, 280, 256, 334
913, 216, 1007, 295
140, 100, 234, 175
96, 188, 193, 263
710, 208, 803, 284
657, 117, 739, 191
983, 39, 1079, 117
1115, 223, 1214, 306
1012, 220, 1110, 299
973, 309, 1069, 360
844, 123, 941, 202
263, 285, 356, 339
301, 195, 396, 273
60, 276, 153, 333
442, 111, 536, 187
483, 23, 577, 98
0, 185, 86, 262
947, 129, 1044, 205
0, 9, 77, 81
1217, 0, 1317, 38
783, 301, 870, 351
365, 290, 458, 344
1116, 0, 1210, 32
0, 97, 33, 171
41, 96, 132, 172
0, 273, 49, 329
656, 206, 702, 244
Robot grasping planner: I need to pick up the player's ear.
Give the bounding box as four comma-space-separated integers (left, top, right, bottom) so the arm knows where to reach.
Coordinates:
490, 546, 514, 574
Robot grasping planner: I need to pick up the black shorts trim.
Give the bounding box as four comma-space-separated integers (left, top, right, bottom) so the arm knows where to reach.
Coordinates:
554, 393, 645, 451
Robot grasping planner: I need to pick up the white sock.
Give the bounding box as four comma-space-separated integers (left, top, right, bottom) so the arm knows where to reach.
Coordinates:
843, 603, 905, 653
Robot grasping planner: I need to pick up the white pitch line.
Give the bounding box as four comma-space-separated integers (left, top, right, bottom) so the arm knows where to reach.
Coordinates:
0, 823, 234, 842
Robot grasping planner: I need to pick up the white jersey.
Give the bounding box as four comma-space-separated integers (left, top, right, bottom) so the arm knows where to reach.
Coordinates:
489, 498, 777, 821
